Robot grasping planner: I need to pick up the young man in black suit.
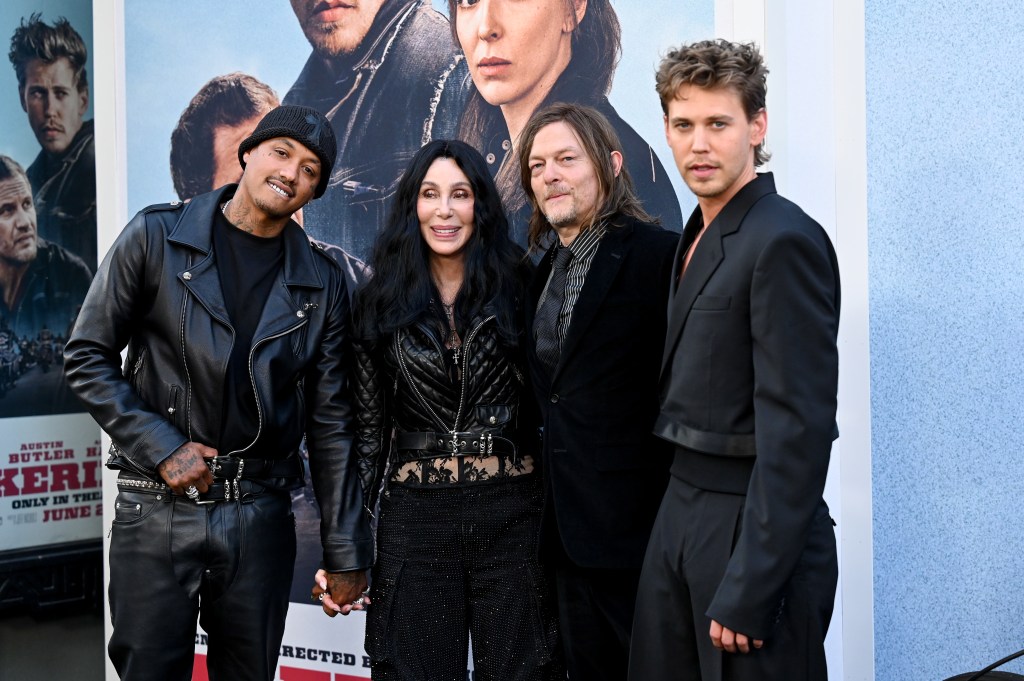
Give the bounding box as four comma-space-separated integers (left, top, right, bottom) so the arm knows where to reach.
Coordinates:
518, 103, 678, 681
629, 40, 841, 681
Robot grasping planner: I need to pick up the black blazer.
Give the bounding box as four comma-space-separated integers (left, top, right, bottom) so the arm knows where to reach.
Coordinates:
657, 173, 841, 638
527, 215, 677, 569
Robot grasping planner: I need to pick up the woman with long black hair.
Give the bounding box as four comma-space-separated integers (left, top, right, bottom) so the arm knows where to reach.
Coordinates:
315, 139, 561, 681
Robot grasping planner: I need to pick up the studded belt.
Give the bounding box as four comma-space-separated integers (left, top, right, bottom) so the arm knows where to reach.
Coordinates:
394, 431, 517, 463
116, 473, 269, 503
204, 455, 303, 480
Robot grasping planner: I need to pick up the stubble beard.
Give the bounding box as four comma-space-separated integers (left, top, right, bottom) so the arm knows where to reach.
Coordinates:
542, 187, 581, 230
303, 16, 372, 58
250, 192, 298, 222
1, 240, 37, 267
683, 170, 732, 201
544, 204, 578, 230
686, 182, 723, 200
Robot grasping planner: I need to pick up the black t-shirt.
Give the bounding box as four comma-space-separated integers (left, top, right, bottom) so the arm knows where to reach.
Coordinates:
212, 207, 285, 458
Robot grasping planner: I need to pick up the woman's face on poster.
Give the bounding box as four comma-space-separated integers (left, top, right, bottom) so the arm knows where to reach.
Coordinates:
455, 0, 586, 110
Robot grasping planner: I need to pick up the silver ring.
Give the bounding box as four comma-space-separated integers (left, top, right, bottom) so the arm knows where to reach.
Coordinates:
318, 593, 325, 602
185, 485, 199, 501
353, 596, 365, 606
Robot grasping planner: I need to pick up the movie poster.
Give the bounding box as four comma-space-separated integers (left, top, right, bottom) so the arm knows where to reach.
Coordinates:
123, 1, 712, 677
0, 0, 101, 551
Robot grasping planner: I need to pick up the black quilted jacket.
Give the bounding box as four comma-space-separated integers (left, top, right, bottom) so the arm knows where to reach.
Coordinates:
352, 314, 537, 511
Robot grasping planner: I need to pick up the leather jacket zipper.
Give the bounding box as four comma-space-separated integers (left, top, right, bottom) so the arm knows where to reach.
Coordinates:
129, 349, 145, 383
395, 315, 494, 435
227, 319, 309, 456
179, 255, 195, 441
108, 441, 154, 479
454, 315, 494, 430
395, 329, 448, 432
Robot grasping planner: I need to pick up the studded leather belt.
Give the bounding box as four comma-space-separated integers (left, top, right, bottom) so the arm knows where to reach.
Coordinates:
394, 431, 517, 463
116, 473, 270, 503
203, 455, 303, 480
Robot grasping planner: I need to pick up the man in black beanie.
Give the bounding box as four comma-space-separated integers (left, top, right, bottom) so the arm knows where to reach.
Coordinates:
64, 105, 373, 681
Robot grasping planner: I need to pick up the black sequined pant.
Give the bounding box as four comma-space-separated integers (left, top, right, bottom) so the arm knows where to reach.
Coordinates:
366, 474, 563, 681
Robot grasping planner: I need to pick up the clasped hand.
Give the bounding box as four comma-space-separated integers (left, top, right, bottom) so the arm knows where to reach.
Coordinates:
311, 568, 370, 617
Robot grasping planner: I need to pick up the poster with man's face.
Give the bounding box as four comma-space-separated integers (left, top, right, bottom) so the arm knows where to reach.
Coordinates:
124, 1, 712, 677
0, 0, 101, 555
127, 1, 710, 258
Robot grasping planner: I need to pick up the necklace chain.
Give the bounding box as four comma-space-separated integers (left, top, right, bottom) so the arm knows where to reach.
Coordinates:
436, 284, 462, 364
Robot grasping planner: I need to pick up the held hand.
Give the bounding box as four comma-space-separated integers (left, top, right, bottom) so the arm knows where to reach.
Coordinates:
157, 442, 217, 495
318, 569, 369, 617
312, 569, 341, 617
710, 619, 764, 654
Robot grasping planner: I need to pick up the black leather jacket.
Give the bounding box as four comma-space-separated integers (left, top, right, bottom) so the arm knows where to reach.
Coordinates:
27, 119, 97, 271
353, 313, 536, 510
64, 186, 372, 571
0, 239, 91, 339
284, 0, 469, 261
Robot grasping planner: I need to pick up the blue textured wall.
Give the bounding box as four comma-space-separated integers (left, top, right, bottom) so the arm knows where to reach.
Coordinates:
867, 2, 1024, 679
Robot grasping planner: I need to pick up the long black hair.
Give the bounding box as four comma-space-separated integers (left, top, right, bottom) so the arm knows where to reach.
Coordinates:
354, 140, 525, 347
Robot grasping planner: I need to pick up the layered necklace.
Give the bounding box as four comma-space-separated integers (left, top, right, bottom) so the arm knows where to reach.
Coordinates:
436, 281, 463, 367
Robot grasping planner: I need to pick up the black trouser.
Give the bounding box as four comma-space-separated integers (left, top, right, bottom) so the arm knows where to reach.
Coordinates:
365, 474, 563, 681
628, 475, 837, 681
551, 547, 642, 681
107, 482, 296, 681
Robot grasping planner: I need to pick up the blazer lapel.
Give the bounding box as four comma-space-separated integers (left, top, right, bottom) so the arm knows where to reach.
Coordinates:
660, 173, 778, 379
527, 244, 555, 333
527, 243, 556, 389
554, 222, 632, 381
666, 207, 703, 308
655, 174, 774, 382
660, 219, 725, 377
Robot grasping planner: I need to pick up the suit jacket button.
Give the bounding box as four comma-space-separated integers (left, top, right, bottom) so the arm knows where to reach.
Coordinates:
550, 394, 559, 403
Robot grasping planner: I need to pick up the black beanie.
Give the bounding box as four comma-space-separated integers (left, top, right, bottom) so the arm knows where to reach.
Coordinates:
237, 105, 337, 198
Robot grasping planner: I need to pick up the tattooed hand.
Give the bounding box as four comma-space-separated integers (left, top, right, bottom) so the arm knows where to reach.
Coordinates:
313, 569, 369, 617
157, 442, 218, 494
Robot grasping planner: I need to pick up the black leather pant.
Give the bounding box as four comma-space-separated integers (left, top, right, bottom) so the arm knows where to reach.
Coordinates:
107, 482, 296, 681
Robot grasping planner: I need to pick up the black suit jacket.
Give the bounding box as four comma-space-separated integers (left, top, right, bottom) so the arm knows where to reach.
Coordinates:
527, 215, 677, 569
657, 173, 840, 638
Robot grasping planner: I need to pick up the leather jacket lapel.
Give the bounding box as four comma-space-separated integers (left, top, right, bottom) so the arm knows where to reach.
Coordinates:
250, 223, 327, 343
179, 251, 231, 329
